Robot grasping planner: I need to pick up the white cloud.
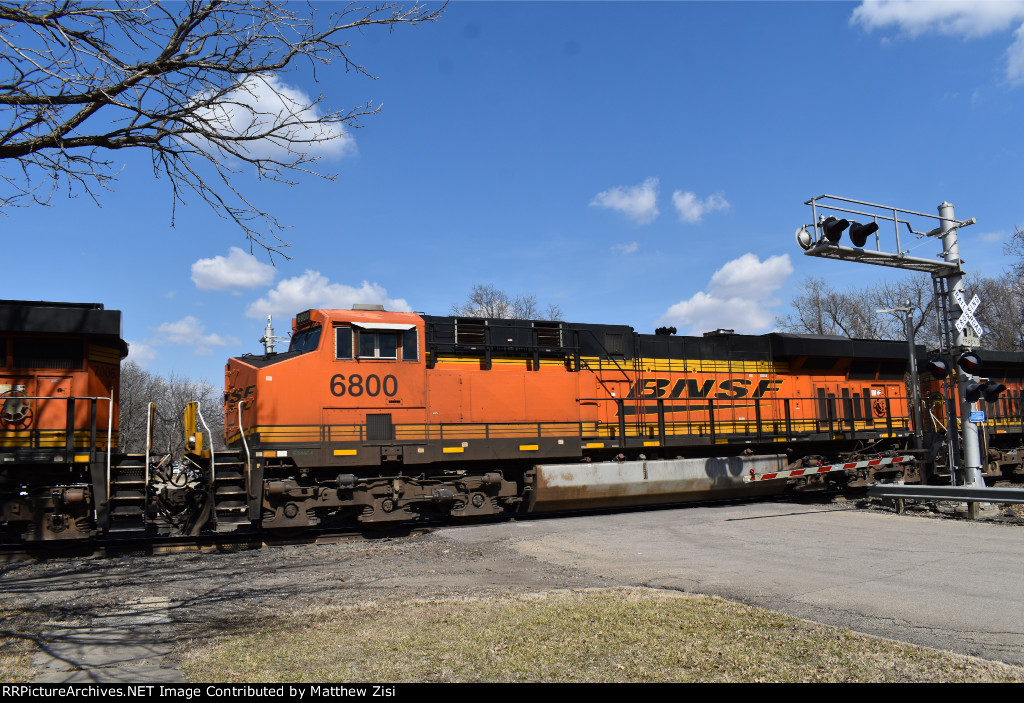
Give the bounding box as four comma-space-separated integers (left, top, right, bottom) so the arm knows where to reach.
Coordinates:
245, 271, 412, 320
125, 341, 158, 366
851, 1, 1024, 83
1009, 23, 1024, 83
148, 316, 239, 355
671, 190, 730, 224
851, 1, 1024, 37
590, 177, 660, 224
611, 241, 639, 255
191, 247, 277, 291
189, 74, 356, 160
658, 253, 793, 334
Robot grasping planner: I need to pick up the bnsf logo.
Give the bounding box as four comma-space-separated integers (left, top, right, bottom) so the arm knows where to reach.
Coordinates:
226, 385, 256, 404
627, 378, 784, 400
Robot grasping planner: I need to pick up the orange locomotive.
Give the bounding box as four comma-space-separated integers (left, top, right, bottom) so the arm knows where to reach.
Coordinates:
223, 305, 923, 530
0, 300, 127, 540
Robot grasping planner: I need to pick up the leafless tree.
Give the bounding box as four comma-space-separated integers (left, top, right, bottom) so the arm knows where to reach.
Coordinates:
119, 360, 224, 455
0, 1, 443, 257
968, 273, 1021, 351
451, 283, 563, 320
775, 274, 938, 345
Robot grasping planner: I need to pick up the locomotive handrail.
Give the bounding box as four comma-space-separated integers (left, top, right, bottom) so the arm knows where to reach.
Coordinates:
144, 401, 154, 503
195, 400, 215, 482
0, 393, 114, 517
238, 399, 251, 506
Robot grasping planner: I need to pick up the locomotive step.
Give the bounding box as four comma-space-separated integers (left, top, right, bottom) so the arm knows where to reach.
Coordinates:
110, 505, 144, 517
111, 488, 146, 497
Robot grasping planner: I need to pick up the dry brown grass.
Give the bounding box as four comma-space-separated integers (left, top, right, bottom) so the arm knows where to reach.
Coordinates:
0, 606, 42, 683
177, 588, 1024, 683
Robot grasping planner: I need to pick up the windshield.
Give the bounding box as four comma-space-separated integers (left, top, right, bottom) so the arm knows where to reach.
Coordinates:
288, 326, 322, 353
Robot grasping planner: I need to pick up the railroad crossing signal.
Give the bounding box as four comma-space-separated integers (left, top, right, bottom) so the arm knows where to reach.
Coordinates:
821, 216, 849, 244
849, 221, 879, 247
965, 380, 1007, 405
953, 290, 983, 340
925, 357, 949, 379
957, 351, 982, 374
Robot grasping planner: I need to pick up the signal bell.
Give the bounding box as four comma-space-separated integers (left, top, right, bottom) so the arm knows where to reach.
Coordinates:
821, 216, 849, 244
849, 221, 879, 248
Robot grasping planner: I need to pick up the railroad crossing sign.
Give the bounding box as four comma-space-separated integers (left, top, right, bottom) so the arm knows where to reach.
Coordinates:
953, 290, 983, 340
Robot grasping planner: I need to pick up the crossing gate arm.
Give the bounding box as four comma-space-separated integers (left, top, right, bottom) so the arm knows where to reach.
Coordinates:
743, 455, 914, 483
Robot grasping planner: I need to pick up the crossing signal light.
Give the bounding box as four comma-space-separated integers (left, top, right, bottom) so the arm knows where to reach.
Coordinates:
983, 382, 1007, 403
821, 216, 849, 244
965, 380, 1006, 405
957, 352, 982, 374
849, 221, 879, 247
925, 357, 949, 380
965, 381, 983, 404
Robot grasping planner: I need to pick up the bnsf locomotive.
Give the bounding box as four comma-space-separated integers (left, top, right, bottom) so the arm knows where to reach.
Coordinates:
2, 300, 1022, 542
0, 301, 126, 540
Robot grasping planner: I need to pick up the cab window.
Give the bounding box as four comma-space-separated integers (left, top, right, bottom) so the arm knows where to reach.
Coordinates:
289, 326, 321, 353
358, 331, 397, 359
402, 329, 418, 361
335, 326, 353, 359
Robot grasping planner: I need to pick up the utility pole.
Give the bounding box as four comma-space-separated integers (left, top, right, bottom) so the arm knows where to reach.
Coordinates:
876, 301, 923, 454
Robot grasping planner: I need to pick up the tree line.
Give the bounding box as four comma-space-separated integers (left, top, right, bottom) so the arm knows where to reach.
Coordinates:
775, 226, 1024, 351
119, 361, 225, 455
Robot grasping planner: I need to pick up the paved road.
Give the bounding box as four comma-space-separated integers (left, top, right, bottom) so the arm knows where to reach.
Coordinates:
444, 501, 1024, 666
12, 499, 1023, 681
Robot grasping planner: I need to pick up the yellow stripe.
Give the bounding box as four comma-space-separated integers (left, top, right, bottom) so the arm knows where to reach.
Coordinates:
73, 454, 90, 462
442, 447, 465, 453
643, 441, 659, 447
519, 444, 539, 451
585, 442, 604, 448
333, 449, 357, 456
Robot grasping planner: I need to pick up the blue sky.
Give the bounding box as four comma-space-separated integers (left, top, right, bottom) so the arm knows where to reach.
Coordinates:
4, 1, 1023, 383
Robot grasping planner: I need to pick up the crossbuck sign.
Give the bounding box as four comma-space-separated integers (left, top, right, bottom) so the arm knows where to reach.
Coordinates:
953, 290, 983, 339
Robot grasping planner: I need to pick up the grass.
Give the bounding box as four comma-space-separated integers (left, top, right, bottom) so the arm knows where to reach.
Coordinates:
176, 588, 1024, 683
0, 606, 43, 683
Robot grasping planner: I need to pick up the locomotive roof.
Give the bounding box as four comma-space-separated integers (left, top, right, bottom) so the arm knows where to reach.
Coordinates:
0, 299, 123, 339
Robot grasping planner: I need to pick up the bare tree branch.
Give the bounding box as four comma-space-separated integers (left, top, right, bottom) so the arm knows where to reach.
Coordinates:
452, 283, 563, 321
0, 1, 444, 257
775, 274, 938, 346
